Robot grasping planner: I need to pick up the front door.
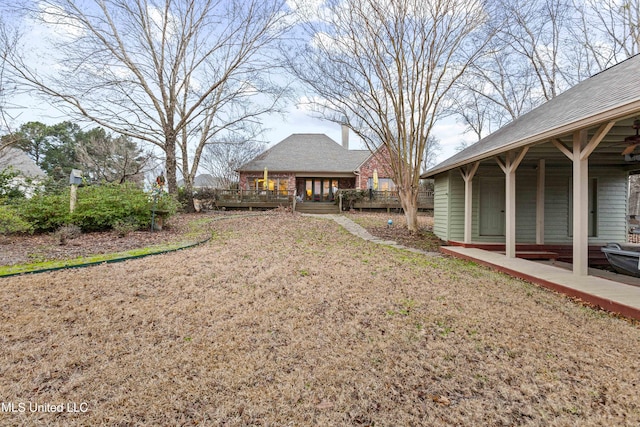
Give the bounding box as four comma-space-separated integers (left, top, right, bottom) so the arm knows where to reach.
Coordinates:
479, 177, 505, 236
305, 179, 338, 201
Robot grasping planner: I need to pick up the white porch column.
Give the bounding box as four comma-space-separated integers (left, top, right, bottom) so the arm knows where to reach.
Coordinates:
536, 159, 545, 244
573, 130, 589, 276
552, 121, 615, 276
460, 162, 480, 244
496, 148, 529, 258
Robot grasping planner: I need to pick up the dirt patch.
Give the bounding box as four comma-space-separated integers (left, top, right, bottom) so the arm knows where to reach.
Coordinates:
0, 212, 639, 426
346, 211, 442, 251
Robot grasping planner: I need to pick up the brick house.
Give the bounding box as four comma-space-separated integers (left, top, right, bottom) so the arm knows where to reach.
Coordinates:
237, 129, 396, 202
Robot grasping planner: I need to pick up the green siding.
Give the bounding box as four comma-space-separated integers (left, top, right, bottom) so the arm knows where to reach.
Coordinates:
592, 169, 627, 244
473, 166, 504, 243
449, 172, 465, 241
516, 169, 537, 242
433, 174, 449, 241
434, 164, 628, 244
544, 167, 627, 244
544, 168, 569, 242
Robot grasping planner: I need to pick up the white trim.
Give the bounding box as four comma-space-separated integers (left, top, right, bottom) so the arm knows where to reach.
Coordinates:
460, 162, 480, 243
573, 130, 590, 276
580, 121, 616, 161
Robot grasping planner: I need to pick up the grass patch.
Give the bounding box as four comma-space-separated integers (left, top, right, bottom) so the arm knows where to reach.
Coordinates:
0, 242, 191, 276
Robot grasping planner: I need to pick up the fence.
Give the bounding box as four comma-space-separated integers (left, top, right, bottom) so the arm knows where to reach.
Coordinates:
212, 189, 295, 203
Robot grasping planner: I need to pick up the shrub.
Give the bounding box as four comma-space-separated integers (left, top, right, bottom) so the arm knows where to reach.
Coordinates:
55, 224, 82, 245
0, 205, 33, 235
113, 217, 139, 237
18, 183, 180, 233
0, 167, 28, 201
337, 189, 368, 210
71, 182, 166, 232
150, 189, 180, 218
18, 191, 71, 233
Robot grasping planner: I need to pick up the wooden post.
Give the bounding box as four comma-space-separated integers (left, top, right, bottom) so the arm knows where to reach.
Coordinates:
70, 184, 78, 213
573, 130, 589, 276
460, 162, 480, 244
292, 188, 297, 212
552, 121, 614, 276
496, 148, 528, 258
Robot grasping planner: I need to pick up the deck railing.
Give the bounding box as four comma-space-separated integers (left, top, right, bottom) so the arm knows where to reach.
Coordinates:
212, 189, 295, 203
359, 189, 434, 203
194, 188, 434, 210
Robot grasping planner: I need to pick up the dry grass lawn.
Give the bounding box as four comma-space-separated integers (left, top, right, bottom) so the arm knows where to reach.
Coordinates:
1, 212, 639, 426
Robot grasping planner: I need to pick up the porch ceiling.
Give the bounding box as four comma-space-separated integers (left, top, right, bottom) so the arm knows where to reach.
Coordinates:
511, 116, 640, 171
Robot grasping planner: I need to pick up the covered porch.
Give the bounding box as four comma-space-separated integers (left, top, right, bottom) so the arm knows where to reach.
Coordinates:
424, 55, 640, 281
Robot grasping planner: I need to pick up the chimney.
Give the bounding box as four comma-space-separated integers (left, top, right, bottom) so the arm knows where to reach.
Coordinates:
341, 122, 349, 150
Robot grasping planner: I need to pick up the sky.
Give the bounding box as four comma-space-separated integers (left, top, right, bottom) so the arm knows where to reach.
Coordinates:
3, 0, 475, 171
9, 90, 472, 169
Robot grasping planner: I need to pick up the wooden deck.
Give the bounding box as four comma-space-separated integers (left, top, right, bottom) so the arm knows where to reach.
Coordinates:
196, 189, 435, 212
441, 246, 640, 321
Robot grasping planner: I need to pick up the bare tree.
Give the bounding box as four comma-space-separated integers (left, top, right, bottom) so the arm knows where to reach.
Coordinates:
0, 17, 21, 151
421, 135, 441, 173
201, 135, 266, 189
453, 49, 539, 139
3, 0, 293, 209
287, 0, 491, 231
452, 0, 579, 139
577, 0, 640, 66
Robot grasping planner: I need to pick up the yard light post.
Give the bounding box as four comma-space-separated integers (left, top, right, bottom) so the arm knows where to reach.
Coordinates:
69, 169, 83, 213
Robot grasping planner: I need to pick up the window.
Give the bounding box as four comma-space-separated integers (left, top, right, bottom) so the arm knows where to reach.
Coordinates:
367, 177, 396, 191
251, 178, 288, 194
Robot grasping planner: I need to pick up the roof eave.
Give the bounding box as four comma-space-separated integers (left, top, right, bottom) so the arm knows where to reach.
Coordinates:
422, 99, 640, 178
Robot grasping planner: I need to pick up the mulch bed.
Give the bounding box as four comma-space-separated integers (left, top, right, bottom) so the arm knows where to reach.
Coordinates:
0, 213, 206, 266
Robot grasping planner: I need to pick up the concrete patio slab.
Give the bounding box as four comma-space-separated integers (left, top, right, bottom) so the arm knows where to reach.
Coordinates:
442, 246, 640, 321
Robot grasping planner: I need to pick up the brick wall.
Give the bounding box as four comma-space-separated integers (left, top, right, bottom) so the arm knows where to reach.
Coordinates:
357, 146, 394, 189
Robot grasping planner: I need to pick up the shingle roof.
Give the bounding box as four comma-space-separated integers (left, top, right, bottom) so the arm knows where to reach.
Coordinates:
0, 147, 46, 177
423, 54, 640, 177
238, 133, 370, 173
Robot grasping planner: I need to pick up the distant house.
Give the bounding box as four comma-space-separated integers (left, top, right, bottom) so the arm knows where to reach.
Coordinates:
178, 173, 225, 189
421, 54, 640, 277
0, 147, 46, 197
237, 128, 395, 202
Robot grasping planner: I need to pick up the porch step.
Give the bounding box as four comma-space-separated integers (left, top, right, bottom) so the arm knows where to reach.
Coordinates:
295, 202, 339, 214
